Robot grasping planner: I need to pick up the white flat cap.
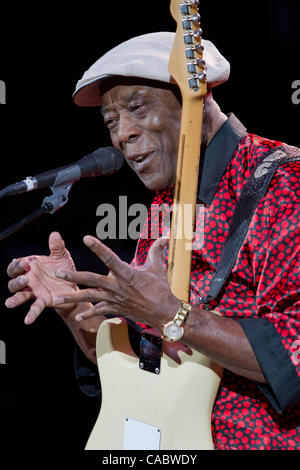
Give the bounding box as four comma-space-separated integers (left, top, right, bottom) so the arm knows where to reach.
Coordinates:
73, 32, 230, 107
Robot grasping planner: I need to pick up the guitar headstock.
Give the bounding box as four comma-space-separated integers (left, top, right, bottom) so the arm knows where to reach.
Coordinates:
169, 0, 207, 99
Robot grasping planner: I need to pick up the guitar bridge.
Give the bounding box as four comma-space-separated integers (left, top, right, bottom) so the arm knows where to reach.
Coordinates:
139, 332, 162, 374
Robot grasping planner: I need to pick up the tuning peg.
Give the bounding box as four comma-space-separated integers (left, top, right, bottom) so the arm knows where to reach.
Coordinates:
184, 32, 194, 44
185, 44, 204, 59
193, 28, 203, 40
182, 13, 201, 30
188, 71, 207, 90
180, 0, 200, 15
187, 58, 206, 73
190, 13, 201, 23
183, 29, 203, 44
197, 71, 207, 82
180, 3, 190, 15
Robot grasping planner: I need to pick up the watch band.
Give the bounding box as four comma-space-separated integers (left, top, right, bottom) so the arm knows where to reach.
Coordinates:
173, 301, 192, 327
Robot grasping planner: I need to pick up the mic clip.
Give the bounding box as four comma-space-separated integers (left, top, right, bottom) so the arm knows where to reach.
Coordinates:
42, 165, 81, 214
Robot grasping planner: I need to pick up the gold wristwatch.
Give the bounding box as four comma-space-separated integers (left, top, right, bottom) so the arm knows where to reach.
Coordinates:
162, 301, 192, 343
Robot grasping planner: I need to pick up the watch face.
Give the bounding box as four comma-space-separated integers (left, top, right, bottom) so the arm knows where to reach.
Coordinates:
163, 322, 184, 342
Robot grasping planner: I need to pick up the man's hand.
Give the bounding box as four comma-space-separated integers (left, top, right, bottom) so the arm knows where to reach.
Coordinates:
5, 231, 78, 325
52, 235, 193, 364
53, 235, 180, 332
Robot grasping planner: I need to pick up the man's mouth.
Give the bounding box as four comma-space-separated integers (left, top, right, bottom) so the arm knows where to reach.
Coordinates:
127, 151, 155, 172
136, 155, 147, 163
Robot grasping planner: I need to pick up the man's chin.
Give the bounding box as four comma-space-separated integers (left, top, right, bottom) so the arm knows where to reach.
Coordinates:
143, 179, 174, 192
133, 167, 175, 192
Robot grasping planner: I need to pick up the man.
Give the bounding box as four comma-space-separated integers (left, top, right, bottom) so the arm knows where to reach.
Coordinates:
5, 32, 300, 450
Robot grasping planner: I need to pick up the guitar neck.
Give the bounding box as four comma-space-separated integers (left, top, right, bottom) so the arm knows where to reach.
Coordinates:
167, 0, 207, 302
168, 96, 205, 301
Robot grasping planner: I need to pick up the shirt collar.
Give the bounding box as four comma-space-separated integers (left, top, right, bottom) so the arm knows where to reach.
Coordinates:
197, 113, 247, 205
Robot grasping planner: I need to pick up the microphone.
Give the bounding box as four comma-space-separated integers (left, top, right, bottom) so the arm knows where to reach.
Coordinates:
0, 146, 124, 199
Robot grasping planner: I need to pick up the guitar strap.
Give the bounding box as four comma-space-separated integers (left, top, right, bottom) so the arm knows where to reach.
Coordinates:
198, 144, 300, 308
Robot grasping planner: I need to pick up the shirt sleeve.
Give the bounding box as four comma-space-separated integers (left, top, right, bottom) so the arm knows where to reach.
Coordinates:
74, 344, 101, 397
238, 161, 300, 414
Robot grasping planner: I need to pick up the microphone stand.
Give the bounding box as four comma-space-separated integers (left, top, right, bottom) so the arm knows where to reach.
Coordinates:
0, 166, 80, 241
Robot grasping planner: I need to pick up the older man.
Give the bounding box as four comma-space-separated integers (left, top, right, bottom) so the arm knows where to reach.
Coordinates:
5, 32, 300, 450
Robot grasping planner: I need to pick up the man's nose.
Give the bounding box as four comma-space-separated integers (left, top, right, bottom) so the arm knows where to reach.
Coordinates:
117, 112, 140, 147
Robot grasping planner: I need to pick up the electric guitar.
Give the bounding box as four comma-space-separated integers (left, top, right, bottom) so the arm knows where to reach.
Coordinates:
85, 0, 223, 450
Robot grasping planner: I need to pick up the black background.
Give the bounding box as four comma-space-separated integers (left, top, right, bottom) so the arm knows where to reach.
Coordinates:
0, 0, 299, 455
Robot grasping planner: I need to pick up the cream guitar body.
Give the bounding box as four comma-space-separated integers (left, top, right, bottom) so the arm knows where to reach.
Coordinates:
85, 317, 222, 450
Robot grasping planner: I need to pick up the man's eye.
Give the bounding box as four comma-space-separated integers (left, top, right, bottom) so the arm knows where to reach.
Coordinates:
130, 103, 144, 113
105, 118, 118, 128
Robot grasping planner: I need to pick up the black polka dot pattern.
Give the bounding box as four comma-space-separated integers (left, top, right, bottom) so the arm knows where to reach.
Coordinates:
131, 133, 300, 450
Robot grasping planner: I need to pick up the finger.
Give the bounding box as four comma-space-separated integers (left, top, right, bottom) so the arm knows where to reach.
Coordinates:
83, 235, 129, 278
7, 258, 31, 278
53, 288, 114, 306
5, 290, 33, 308
55, 270, 112, 290
146, 237, 168, 268
75, 302, 119, 321
48, 231, 66, 259
24, 298, 46, 325
7, 275, 29, 294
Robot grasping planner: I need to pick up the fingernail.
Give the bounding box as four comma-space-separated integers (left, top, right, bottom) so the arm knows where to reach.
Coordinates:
75, 314, 83, 321
55, 271, 65, 278
83, 236, 94, 247
20, 277, 28, 286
